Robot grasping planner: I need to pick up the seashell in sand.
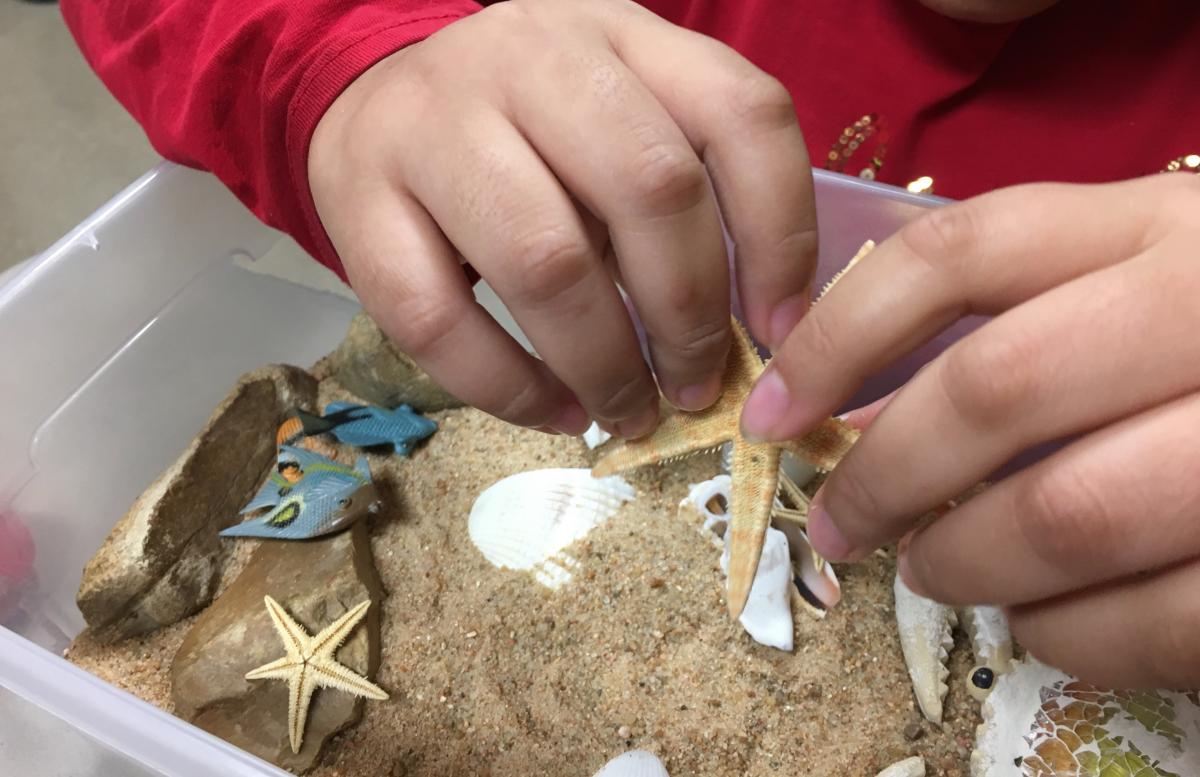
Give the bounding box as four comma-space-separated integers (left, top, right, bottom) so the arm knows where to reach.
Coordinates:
469, 468, 634, 589
681, 475, 797, 651
678, 474, 732, 540
875, 756, 925, 777
721, 525, 795, 651
582, 422, 613, 450
591, 750, 669, 777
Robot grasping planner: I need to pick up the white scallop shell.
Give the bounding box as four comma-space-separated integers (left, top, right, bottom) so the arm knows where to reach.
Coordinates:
875, 756, 925, 777
469, 468, 635, 589
591, 750, 669, 777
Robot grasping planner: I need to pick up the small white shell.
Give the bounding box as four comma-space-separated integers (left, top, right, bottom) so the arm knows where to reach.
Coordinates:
678, 474, 732, 540
469, 468, 634, 589
875, 756, 925, 777
771, 519, 841, 615
682, 476, 795, 651
721, 526, 795, 651
592, 750, 669, 777
582, 422, 613, 450
894, 574, 956, 726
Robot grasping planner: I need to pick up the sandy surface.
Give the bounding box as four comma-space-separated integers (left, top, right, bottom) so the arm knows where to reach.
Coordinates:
69, 379, 981, 777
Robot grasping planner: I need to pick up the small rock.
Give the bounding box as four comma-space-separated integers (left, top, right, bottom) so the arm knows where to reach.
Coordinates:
328, 311, 463, 412
617, 725, 632, 739
76, 365, 318, 643
904, 722, 925, 741
171, 521, 383, 773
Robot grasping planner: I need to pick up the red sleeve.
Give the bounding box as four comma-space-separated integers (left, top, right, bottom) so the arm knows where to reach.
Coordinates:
60, 0, 483, 281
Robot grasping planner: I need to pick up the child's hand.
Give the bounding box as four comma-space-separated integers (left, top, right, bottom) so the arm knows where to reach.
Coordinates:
309, 0, 817, 439
741, 174, 1200, 688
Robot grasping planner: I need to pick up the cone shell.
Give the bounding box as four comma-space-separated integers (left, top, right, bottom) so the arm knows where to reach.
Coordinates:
468, 468, 634, 589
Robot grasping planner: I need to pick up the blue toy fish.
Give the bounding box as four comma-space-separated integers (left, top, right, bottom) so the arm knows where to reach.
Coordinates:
314, 402, 437, 455
222, 445, 379, 540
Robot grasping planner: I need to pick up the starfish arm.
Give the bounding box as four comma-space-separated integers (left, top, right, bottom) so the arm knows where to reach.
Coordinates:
245, 656, 302, 681
309, 659, 389, 701
309, 600, 372, 660
263, 596, 311, 663
726, 440, 782, 619
288, 666, 318, 754
784, 418, 861, 472
770, 505, 808, 527
776, 471, 811, 510
591, 410, 733, 477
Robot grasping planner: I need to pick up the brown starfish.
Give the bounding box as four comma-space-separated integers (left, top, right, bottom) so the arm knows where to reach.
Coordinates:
591, 316, 860, 619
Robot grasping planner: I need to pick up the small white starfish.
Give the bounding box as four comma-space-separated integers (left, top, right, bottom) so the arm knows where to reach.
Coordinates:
245, 595, 388, 753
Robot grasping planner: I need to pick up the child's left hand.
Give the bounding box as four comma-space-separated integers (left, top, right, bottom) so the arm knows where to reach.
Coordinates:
739, 174, 1200, 689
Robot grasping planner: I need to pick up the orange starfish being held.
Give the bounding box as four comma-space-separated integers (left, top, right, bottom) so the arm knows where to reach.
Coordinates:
591, 316, 860, 619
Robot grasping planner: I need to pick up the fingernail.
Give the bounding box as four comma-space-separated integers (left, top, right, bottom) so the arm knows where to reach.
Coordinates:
672, 373, 722, 412
533, 426, 562, 436
549, 403, 590, 436
806, 499, 856, 562
740, 370, 791, 442
616, 404, 658, 439
768, 293, 810, 352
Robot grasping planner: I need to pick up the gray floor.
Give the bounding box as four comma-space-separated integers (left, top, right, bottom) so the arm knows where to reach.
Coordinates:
0, 1, 157, 271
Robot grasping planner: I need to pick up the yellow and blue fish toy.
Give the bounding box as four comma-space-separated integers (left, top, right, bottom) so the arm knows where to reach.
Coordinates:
221, 445, 378, 540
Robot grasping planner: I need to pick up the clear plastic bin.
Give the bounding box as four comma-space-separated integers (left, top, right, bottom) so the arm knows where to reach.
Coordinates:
0, 163, 948, 776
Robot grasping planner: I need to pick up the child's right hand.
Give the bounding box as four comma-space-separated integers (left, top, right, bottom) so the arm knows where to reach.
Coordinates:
308, 0, 819, 438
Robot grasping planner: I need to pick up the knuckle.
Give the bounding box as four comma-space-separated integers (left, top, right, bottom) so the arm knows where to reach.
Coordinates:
391, 295, 459, 358
800, 310, 843, 364
592, 371, 653, 421
666, 316, 730, 365
1015, 464, 1113, 568
938, 335, 1040, 429
724, 71, 796, 131
826, 465, 884, 542
901, 202, 982, 272
493, 375, 550, 427
628, 144, 708, 217
510, 227, 594, 306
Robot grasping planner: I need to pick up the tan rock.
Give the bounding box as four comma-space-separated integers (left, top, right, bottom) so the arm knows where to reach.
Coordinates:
171, 522, 383, 773
329, 311, 463, 411
76, 365, 318, 643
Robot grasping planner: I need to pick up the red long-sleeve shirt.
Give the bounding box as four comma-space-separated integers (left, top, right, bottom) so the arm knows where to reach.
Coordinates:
61, 0, 1200, 281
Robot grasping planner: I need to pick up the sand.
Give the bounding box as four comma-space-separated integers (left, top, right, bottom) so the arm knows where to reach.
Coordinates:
68, 379, 981, 777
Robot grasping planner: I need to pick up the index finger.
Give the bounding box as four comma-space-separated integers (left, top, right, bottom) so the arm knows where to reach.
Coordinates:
604, 3, 819, 351
739, 176, 1187, 444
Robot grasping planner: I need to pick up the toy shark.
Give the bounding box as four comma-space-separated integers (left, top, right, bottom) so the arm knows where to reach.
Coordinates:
283, 402, 437, 455
221, 445, 379, 540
